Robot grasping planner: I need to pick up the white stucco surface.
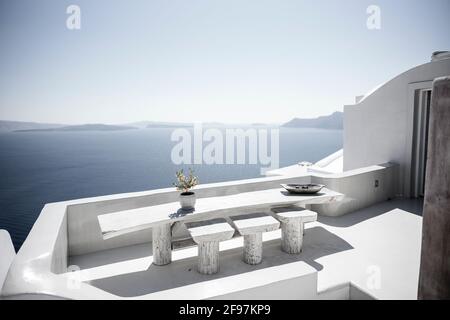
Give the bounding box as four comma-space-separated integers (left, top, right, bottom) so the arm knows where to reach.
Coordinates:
0, 197, 421, 300
0, 230, 15, 292
62, 199, 422, 299
315, 199, 423, 299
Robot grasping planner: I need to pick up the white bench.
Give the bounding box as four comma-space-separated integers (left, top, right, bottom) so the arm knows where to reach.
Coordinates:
230, 213, 280, 265
272, 209, 317, 254
185, 218, 235, 274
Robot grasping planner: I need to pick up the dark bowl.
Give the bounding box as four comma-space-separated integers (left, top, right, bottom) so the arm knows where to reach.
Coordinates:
280, 183, 325, 194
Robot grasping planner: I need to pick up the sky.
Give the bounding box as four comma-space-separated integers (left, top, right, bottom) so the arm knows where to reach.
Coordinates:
0, 0, 449, 125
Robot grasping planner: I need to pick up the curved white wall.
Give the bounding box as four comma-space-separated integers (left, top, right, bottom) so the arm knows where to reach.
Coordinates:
0, 230, 15, 293
343, 57, 450, 197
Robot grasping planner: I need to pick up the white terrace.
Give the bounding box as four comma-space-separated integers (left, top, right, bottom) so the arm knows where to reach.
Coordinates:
0, 161, 423, 300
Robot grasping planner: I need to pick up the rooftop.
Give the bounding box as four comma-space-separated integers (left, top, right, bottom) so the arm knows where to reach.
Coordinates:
0, 160, 411, 299
67, 198, 422, 299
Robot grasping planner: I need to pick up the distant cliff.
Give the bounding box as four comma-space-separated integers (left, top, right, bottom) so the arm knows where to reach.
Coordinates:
0, 120, 64, 132
15, 124, 136, 132
1, 116, 343, 132
282, 111, 343, 129
146, 122, 192, 128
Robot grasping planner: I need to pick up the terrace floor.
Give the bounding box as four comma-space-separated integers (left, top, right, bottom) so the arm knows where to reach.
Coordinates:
69, 198, 423, 299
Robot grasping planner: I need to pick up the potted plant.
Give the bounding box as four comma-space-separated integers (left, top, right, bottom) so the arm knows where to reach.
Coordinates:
174, 168, 199, 210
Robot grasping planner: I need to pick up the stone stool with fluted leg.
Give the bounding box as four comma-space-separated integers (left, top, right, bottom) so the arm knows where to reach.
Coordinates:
230, 213, 280, 265
274, 209, 317, 254
185, 218, 235, 275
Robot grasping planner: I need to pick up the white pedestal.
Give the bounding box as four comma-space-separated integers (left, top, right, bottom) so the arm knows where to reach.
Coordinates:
152, 223, 172, 265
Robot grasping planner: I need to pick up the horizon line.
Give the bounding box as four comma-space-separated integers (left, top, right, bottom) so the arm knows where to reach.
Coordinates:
0, 111, 343, 127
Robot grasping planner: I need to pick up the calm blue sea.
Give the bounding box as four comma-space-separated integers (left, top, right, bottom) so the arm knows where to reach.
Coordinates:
0, 127, 342, 250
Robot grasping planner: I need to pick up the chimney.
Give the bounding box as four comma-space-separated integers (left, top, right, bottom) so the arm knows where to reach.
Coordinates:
431, 51, 450, 62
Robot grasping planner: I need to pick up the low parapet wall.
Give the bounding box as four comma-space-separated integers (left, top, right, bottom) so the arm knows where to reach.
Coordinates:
311, 163, 397, 217
0, 230, 16, 293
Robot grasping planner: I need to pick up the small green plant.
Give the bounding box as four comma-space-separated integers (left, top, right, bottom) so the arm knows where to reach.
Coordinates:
174, 168, 199, 194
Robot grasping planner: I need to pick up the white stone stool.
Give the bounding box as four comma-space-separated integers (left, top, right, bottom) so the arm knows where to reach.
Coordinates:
185, 218, 235, 275
274, 209, 317, 254
230, 213, 280, 265
152, 223, 173, 265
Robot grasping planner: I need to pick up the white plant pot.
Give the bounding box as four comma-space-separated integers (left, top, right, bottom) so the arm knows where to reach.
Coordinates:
179, 192, 196, 210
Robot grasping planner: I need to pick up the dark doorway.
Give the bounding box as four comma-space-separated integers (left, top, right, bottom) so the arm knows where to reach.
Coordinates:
411, 89, 432, 198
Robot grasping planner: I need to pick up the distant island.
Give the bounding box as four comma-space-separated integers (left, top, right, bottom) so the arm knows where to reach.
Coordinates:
282, 111, 343, 130
146, 122, 192, 129
0, 120, 199, 132
15, 124, 137, 132
0, 120, 64, 132
1, 112, 343, 132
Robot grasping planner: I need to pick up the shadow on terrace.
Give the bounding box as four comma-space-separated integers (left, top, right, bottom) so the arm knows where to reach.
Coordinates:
70, 226, 353, 297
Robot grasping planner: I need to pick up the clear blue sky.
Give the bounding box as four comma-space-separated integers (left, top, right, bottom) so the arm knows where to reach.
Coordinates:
0, 0, 449, 124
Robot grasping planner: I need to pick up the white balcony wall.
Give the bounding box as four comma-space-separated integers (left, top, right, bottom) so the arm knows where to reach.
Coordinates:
311, 163, 397, 217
